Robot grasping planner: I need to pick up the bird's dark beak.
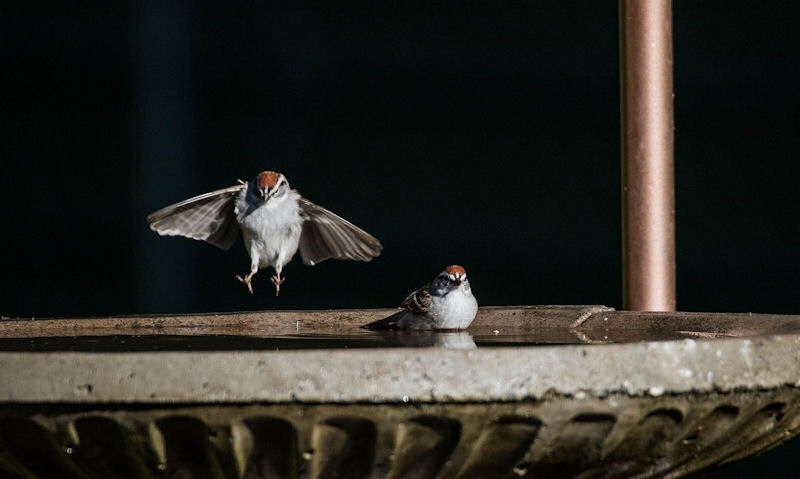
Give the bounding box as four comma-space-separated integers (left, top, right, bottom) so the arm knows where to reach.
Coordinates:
450, 279, 462, 286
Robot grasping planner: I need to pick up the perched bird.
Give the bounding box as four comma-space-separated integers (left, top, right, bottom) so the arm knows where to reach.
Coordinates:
362, 265, 478, 330
147, 171, 382, 295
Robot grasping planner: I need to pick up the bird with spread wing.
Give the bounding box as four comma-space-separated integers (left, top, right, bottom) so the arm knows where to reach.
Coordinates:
147, 171, 382, 295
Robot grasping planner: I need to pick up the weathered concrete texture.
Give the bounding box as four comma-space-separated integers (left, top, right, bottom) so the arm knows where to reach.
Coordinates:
1, 334, 800, 404
576, 309, 800, 342
4, 388, 800, 478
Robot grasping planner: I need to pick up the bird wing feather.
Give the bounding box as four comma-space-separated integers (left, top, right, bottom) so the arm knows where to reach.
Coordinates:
361, 284, 431, 330
146, 184, 246, 251
399, 283, 432, 314
297, 196, 383, 266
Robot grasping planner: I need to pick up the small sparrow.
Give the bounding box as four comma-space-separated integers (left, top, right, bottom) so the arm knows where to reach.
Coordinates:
362, 265, 478, 330
147, 171, 382, 295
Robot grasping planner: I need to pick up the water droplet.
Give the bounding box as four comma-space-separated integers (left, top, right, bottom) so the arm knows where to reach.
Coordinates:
513, 464, 529, 476
649, 386, 665, 396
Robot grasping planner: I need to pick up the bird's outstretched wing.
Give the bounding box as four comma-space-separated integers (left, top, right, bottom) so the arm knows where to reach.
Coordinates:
297, 196, 383, 266
147, 184, 246, 251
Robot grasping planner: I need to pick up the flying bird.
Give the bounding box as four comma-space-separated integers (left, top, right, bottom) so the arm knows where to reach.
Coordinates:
147, 171, 382, 295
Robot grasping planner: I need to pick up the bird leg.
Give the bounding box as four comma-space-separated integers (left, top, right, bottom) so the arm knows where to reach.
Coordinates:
271, 269, 285, 296
236, 266, 258, 294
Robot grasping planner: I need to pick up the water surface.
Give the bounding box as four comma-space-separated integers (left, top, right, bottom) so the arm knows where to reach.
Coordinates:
0, 330, 589, 352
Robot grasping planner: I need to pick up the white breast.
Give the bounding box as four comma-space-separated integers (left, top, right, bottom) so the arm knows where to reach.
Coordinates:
236, 191, 303, 269
429, 287, 478, 329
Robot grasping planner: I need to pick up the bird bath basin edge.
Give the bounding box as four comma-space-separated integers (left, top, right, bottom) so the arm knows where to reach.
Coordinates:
1, 305, 800, 478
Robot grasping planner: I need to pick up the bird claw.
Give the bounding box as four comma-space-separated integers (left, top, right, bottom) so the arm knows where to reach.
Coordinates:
271, 274, 285, 296
236, 274, 254, 294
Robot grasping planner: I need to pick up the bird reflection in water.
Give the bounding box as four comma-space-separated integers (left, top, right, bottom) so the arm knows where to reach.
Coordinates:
368, 330, 476, 349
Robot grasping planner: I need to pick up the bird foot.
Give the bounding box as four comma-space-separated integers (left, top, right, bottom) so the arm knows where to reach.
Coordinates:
236, 274, 254, 294
271, 274, 285, 296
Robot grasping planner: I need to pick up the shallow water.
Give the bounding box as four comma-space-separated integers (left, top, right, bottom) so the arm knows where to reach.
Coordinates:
0, 324, 760, 352
5, 307, 796, 352
0, 330, 592, 352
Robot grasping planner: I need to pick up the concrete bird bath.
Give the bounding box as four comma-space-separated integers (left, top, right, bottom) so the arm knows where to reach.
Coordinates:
2, 305, 800, 478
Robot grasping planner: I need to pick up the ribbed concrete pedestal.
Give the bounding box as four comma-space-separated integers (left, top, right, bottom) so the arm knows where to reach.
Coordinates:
1, 306, 800, 478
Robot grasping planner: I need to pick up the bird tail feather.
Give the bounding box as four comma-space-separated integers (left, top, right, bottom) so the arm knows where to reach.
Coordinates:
360, 310, 409, 330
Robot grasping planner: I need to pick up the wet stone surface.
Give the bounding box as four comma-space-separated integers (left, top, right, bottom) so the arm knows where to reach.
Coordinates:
1, 305, 800, 352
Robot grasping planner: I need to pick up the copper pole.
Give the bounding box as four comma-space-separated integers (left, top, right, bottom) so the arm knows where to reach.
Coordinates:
620, 0, 676, 311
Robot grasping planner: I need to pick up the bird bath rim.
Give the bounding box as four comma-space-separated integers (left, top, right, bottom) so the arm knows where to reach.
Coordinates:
1, 305, 800, 404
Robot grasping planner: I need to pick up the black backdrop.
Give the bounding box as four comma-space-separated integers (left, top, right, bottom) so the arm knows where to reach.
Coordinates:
2, 2, 799, 476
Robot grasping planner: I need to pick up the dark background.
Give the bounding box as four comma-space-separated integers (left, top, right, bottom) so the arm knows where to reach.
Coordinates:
2, 2, 798, 476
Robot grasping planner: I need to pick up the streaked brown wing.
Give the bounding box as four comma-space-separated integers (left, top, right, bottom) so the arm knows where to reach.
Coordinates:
297, 196, 383, 266
361, 284, 430, 330
146, 184, 246, 251
399, 284, 432, 314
